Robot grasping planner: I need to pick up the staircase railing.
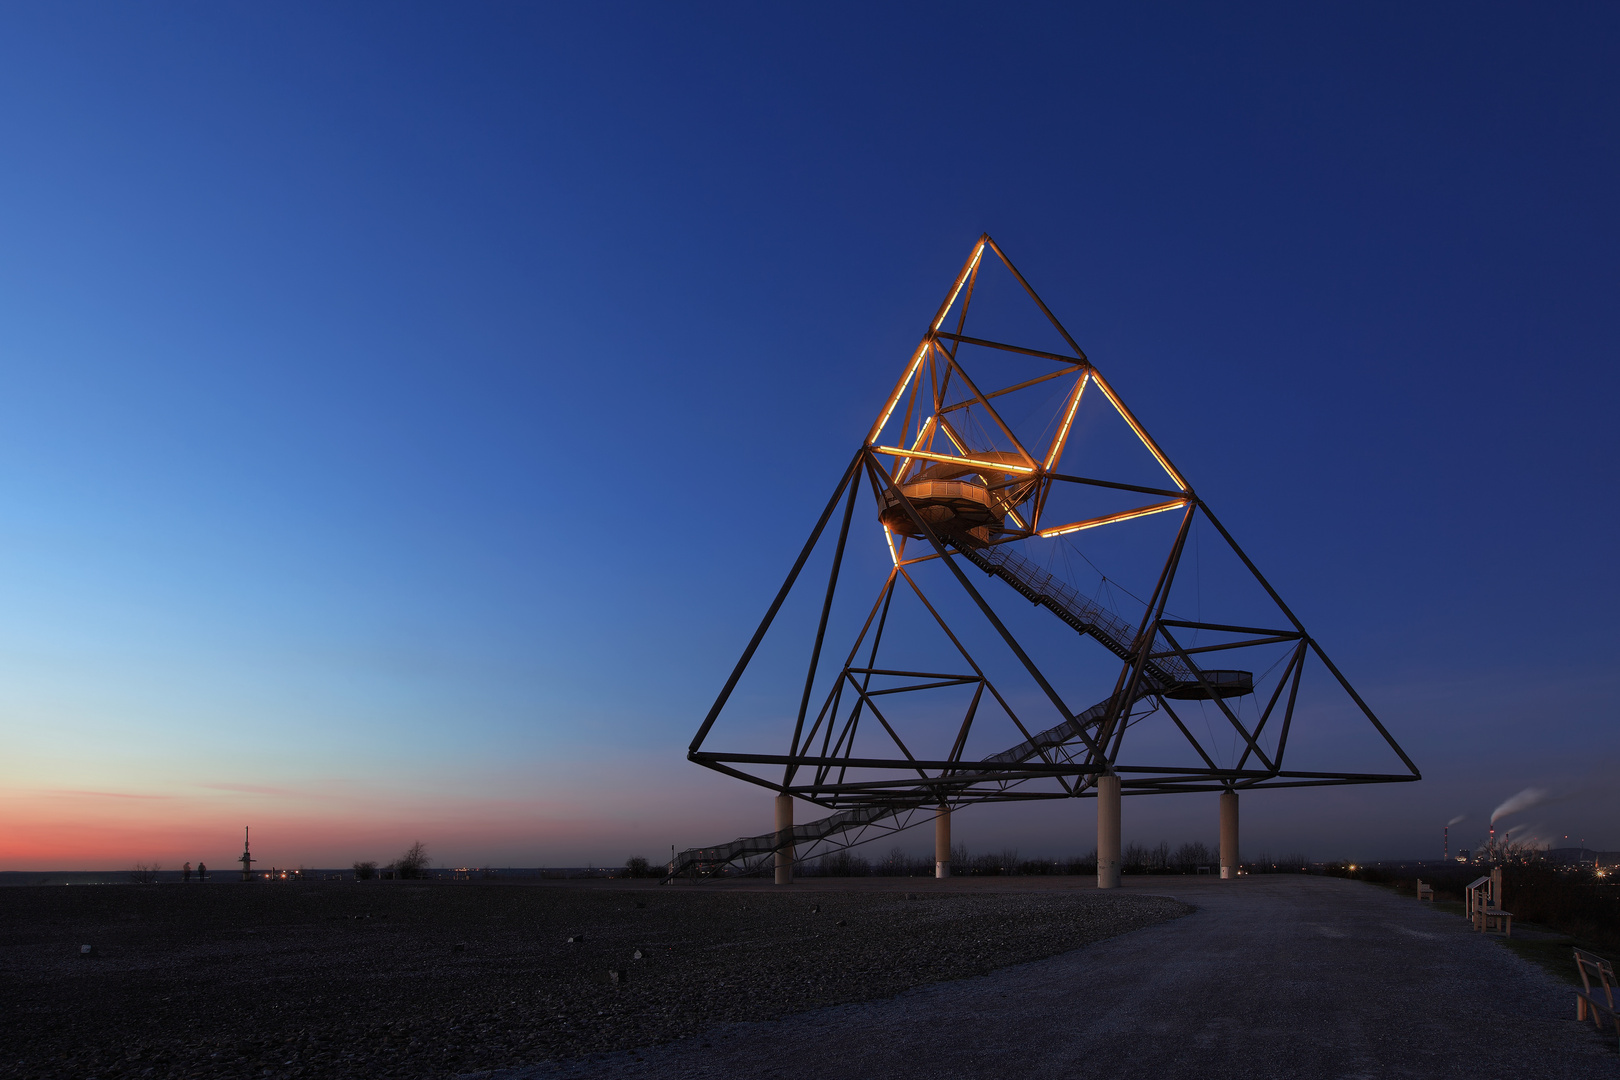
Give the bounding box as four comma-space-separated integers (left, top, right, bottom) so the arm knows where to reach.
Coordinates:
667, 804, 913, 879
670, 542, 1188, 879
956, 543, 1193, 683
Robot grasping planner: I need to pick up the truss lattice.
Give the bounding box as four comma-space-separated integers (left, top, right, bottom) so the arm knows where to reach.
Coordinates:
677, 235, 1418, 877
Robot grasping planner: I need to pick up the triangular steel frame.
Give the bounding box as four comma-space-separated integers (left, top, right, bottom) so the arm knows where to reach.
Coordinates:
686, 235, 1419, 855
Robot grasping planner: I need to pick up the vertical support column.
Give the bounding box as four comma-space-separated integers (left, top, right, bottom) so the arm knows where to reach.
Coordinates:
1220, 790, 1239, 880
774, 794, 794, 885
1097, 773, 1121, 889
934, 805, 951, 879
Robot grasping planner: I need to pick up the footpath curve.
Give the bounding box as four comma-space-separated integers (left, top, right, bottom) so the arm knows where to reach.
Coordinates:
498, 875, 1615, 1080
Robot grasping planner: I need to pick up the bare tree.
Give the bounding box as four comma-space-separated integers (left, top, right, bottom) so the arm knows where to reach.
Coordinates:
624, 856, 651, 878
878, 845, 929, 876
396, 841, 430, 880
353, 860, 377, 880
1173, 842, 1212, 873
129, 863, 161, 884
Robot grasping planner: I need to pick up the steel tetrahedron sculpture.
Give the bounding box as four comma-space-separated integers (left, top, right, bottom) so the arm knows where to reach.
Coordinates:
677, 234, 1419, 878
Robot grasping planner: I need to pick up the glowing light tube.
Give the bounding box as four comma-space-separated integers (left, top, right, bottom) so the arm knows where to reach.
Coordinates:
1037, 499, 1188, 538
1087, 371, 1189, 491
930, 243, 985, 332
872, 447, 1037, 475
866, 343, 929, 446
1043, 371, 1089, 471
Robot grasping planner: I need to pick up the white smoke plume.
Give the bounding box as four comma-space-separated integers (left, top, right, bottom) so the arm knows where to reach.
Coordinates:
1447, 814, 1466, 826
1491, 787, 1549, 824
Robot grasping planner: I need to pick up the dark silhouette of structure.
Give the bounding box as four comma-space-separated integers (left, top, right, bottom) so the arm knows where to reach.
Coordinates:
677, 235, 1419, 883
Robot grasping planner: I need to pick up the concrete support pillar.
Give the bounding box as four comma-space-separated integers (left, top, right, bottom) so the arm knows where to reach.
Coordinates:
773, 794, 794, 885
1220, 790, 1239, 880
1096, 773, 1121, 889
934, 806, 951, 879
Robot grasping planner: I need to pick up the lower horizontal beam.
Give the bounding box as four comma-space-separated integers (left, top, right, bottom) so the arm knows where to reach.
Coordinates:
692, 751, 1097, 774
690, 752, 1422, 800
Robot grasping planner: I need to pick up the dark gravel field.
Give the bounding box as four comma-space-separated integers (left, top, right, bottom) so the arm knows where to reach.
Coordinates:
0, 880, 1189, 1080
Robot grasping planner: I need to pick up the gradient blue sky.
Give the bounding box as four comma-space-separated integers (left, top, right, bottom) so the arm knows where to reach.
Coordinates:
1, 4, 1615, 869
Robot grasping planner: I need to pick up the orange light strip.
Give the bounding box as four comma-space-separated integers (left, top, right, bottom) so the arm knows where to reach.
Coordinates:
1087, 370, 1189, 491
936, 417, 970, 456
866, 343, 929, 447
871, 447, 1037, 475
893, 416, 937, 483
1037, 499, 1189, 538
938, 422, 1032, 529
1043, 371, 1090, 471
930, 242, 985, 332
882, 524, 900, 567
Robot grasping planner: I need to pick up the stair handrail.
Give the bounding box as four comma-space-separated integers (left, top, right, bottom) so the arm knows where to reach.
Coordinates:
969, 544, 1194, 681
671, 544, 1198, 878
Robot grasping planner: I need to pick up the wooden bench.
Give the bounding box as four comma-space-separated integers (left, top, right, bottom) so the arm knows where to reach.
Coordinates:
1464, 869, 1510, 933
1574, 948, 1618, 1044
1465, 873, 1492, 920
1415, 878, 1434, 902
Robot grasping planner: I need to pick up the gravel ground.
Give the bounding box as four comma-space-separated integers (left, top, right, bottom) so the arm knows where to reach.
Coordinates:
0, 880, 1188, 1079
505, 876, 1620, 1080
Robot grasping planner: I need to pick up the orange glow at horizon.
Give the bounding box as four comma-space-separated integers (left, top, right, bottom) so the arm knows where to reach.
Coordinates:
0, 775, 715, 871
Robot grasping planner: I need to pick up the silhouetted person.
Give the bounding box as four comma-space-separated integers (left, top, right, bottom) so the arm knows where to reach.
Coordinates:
183, 862, 192, 883
197, 862, 207, 881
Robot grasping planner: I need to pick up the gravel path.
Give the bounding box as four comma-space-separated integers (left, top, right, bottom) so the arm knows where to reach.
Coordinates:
0, 879, 1185, 1078
495, 876, 1617, 1080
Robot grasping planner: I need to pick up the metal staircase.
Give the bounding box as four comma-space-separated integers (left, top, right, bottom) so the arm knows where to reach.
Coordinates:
667, 543, 1181, 880
952, 541, 1191, 684
668, 804, 912, 879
